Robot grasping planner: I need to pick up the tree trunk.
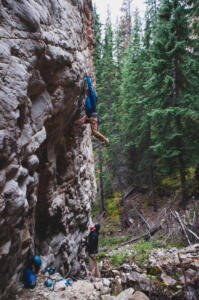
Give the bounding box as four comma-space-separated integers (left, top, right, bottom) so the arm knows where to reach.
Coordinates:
121, 224, 163, 246
106, 75, 132, 228
116, 171, 133, 229
178, 152, 187, 206
147, 122, 157, 211
99, 146, 106, 215
149, 161, 157, 211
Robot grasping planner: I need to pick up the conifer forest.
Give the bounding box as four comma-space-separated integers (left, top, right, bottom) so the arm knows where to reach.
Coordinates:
2, 0, 199, 298
92, 0, 199, 217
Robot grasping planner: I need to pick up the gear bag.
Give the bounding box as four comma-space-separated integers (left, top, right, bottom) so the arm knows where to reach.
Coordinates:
23, 269, 36, 288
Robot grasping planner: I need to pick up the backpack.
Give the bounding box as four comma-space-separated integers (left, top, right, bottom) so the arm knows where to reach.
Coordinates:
23, 269, 36, 288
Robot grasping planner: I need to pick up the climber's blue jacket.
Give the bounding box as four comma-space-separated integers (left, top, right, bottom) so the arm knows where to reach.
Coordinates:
85, 75, 97, 117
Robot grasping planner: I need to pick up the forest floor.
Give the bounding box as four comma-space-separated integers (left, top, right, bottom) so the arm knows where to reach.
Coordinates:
95, 190, 198, 247
93, 189, 199, 269
16, 242, 199, 300
16, 193, 199, 300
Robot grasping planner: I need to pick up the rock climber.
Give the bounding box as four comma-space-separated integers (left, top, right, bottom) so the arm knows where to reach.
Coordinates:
82, 223, 101, 278
75, 76, 109, 146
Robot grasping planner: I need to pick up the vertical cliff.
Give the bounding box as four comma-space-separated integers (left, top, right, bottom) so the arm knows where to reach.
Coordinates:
0, 0, 96, 297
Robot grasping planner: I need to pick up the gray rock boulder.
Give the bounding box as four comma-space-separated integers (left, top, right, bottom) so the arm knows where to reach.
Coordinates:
126, 272, 151, 292
161, 273, 176, 287
130, 291, 149, 300
116, 288, 135, 300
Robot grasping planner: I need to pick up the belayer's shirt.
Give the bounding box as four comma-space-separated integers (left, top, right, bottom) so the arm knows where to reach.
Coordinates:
86, 230, 99, 254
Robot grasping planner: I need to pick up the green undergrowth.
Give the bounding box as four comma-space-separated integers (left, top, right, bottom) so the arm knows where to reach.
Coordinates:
93, 192, 125, 248
110, 252, 130, 266
132, 239, 163, 267
92, 192, 121, 225
132, 238, 184, 267
98, 238, 165, 267
157, 167, 197, 197
99, 237, 183, 268
99, 234, 131, 250
105, 192, 121, 221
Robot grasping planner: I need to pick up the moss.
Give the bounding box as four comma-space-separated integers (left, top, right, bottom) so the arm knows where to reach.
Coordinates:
159, 281, 169, 289
161, 176, 180, 188
105, 192, 121, 221
176, 271, 182, 279
147, 266, 162, 276
158, 281, 177, 294
143, 201, 148, 209
147, 274, 157, 280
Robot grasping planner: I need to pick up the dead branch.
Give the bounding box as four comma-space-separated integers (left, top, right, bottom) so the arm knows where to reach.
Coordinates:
121, 224, 163, 246
118, 186, 137, 206
134, 208, 152, 238
171, 210, 191, 246
186, 228, 199, 241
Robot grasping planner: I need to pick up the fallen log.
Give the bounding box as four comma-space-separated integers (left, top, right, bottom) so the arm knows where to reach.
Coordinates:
121, 224, 163, 246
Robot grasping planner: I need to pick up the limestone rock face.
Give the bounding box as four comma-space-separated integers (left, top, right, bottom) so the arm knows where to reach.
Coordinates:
0, 0, 96, 297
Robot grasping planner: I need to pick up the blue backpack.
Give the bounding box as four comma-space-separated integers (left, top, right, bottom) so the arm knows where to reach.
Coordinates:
23, 269, 36, 288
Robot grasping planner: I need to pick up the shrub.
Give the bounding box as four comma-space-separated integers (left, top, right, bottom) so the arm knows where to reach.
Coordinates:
110, 252, 129, 266
99, 234, 131, 249
97, 252, 107, 262
133, 239, 162, 267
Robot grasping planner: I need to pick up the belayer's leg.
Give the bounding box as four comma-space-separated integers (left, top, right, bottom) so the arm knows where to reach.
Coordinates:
89, 254, 100, 278
89, 117, 109, 146
89, 254, 95, 276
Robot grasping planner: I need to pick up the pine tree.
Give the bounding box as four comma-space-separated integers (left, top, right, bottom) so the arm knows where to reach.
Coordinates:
120, 10, 145, 169
187, 0, 199, 35
144, 0, 159, 44
146, 0, 199, 205
141, 1, 160, 210
92, 7, 106, 215
92, 5, 102, 80
119, 10, 155, 216
120, 0, 133, 46
93, 10, 118, 200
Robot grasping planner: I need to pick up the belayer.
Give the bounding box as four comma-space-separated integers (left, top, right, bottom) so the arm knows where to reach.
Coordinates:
75, 76, 109, 146
82, 223, 101, 278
